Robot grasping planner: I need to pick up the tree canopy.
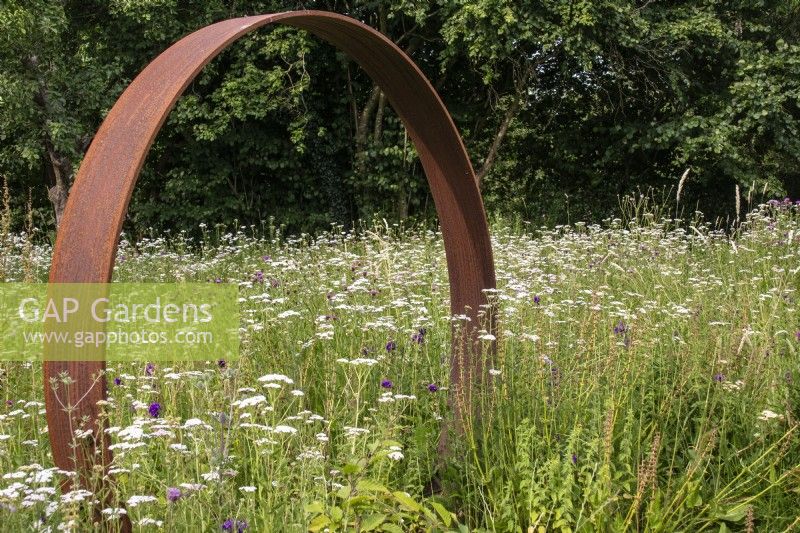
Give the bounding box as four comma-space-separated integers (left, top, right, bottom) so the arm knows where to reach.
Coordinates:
1, 0, 798, 235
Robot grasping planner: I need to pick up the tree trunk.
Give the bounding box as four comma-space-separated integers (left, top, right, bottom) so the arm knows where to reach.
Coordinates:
43, 138, 71, 226
475, 96, 522, 190
373, 90, 387, 142
27, 54, 73, 225
395, 187, 408, 219
354, 85, 383, 174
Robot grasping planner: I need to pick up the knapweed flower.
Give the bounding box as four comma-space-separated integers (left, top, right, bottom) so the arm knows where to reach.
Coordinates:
222, 519, 247, 532
534, 295, 541, 305
613, 321, 628, 336
218, 359, 227, 369
385, 340, 396, 352
214, 278, 222, 284
427, 383, 439, 393
113, 377, 122, 386
253, 270, 264, 283
713, 373, 725, 383
167, 487, 181, 502
381, 379, 393, 389
571, 453, 578, 465
411, 328, 427, 344
216, 412, 231, 427
148, 403, 161, 418
145, 362, 155, 376
795, 331, 800, 341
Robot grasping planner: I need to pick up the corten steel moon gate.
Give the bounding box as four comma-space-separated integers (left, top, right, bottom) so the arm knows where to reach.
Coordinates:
45, 9, 496, 503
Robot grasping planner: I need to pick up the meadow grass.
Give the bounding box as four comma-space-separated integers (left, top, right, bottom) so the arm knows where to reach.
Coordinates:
0, 196, 799, 532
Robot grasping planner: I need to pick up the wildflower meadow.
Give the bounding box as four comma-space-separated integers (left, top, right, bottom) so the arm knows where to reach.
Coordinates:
1, 196, 799, 531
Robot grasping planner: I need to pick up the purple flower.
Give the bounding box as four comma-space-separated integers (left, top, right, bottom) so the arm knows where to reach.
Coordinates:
571, 453, 578, 465
795, 331, 800, 341
214, 278, 222, 284
411, 328, 427, 344
218, 359, 227, 369
113, 377, 122, 386
148, 402, 161, 418
5, 400, 12, 407
216, 412, 231, 428
713, 373, 724, 383
145, 362, 155, 376
534, 295, 541, 305
385, 340, 396, 352
262, 255, 271, 262
222, 519, 247, 532
167, 487, 181, 502
613, 321, 628, 336
253, 271, 264, 283
381, 379, 393, 389
427, 383, 439, 393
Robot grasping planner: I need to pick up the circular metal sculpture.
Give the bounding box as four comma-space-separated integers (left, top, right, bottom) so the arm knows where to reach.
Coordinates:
45, 9, 496, 508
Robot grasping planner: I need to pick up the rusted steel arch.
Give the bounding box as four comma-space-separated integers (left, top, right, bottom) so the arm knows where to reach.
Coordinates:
45, 9, 496, 498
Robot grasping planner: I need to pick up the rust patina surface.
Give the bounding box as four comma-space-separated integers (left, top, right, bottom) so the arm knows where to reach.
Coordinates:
45, 10, 496, 519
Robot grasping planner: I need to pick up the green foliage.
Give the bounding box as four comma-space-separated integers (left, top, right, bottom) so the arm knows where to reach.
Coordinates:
1, 1, 799, 233
303, 440, 460, 532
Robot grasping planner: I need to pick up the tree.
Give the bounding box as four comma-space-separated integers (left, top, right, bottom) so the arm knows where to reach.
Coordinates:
0, 0, 121, 224
1, 1, 798, 233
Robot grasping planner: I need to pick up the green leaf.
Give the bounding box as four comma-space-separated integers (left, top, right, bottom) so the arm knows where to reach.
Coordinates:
304, 502, 324, 515
392, 491, 422, 512
361, 513, 387, 531
715, 505, 748, 523
356, 479, 389, 493
342, 462, 362, 475
307, 514, 330, 532
430, 501, 453, 527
